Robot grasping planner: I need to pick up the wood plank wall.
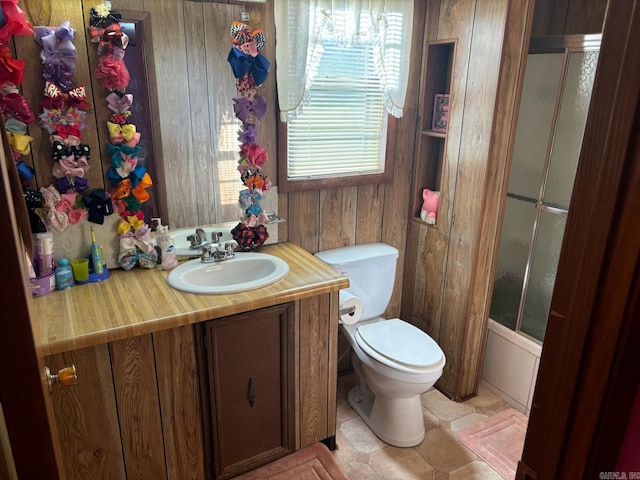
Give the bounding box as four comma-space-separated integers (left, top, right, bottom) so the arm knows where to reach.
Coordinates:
14, 0, 426, 320
402, 0, 609, 400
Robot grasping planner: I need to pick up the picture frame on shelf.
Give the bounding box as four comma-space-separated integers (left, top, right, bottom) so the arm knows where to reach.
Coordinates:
432, 94, 450, 132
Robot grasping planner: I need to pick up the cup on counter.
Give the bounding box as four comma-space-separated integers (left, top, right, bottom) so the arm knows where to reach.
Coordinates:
71, 258, 89, 282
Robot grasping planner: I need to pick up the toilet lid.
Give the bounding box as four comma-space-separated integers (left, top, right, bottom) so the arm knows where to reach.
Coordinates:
355, 319, 443, 370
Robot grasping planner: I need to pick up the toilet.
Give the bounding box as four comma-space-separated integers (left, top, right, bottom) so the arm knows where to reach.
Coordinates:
315, 243, 445, 447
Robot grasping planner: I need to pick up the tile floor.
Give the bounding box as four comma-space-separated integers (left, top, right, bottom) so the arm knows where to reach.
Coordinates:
332, 373, 516, 479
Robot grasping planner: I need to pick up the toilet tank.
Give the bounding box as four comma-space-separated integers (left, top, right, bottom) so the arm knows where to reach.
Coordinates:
314, 243, 399, 321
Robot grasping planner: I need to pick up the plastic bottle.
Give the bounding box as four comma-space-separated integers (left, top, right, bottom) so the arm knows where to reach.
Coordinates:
55, 258, 74, 290
36, 232, 54, 276
154, 218, 178, 270
90, 227, 104, 275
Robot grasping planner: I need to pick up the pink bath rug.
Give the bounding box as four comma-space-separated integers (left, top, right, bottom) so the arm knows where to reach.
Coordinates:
456, 408, 528, 479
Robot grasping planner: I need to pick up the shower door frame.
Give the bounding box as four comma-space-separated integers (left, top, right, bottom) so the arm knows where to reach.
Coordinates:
499, 34, 601, 343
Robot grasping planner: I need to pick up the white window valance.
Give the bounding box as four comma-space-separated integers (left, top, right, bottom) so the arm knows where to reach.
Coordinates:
274, 0, 414, 122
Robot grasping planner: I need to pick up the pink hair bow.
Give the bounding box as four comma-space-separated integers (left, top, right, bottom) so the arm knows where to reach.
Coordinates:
106, 92, 133, 113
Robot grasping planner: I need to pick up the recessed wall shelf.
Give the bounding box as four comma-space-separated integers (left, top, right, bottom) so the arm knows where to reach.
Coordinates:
411, 39, 457, 224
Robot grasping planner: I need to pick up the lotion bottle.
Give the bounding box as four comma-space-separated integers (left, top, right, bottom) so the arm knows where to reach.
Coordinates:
90, 227, 104, 274
153, 218, 178, 270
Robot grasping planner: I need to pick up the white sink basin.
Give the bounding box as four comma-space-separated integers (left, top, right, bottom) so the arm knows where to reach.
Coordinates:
171, 227, 236, 257
167, 252, 289, 294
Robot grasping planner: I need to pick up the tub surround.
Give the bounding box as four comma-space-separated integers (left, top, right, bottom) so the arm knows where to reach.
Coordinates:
31, 242, 347, 356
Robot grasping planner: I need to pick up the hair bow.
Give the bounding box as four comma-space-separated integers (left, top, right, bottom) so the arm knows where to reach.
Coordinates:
233, 96, 268, 124
230, 22, 265, 51
39, 108, 87, 135
16, 161, 35, 181
0, 0, 33, 44
111, 173, 152, 205
5, 116, 27, 133
118, 248, 158, 271
41, 81, 91, 111
51, 155, 90, 179
82, 188, 114, 225
227, 48, 270, 86
107, 142, 140, 168
55, 124, 82, 140
231, 222, 269, 250
51, 141, 90, 162
107, 121, 137, 143
7, 131, 33, 155
118, 222, 155, 255
33, 22, 77, 71
54, 176, 88, 194
89, 6, 122, 27
105, 92, 133, 114
1, 92, 35, 123
90, 23, 129, 57
0, 45, 26, 85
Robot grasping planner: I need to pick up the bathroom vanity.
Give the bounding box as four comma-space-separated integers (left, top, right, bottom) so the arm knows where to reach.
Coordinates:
31, 242, 348, 480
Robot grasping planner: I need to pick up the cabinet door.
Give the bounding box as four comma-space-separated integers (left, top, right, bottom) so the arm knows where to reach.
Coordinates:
204, 304, 294, 479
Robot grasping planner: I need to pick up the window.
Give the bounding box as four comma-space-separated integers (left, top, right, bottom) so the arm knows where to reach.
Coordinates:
275, 1, 412, 192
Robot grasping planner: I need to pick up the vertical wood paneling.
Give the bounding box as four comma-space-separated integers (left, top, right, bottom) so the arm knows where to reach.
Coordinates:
47, 345, 126, 480
185, 1, 216, 225
287, 190, 320, 253
153, 326, 206, 480
355, 184, 384, 244
110, 335, 167, 480
140, 0, 197, 228
381, 1, 427, 319
298, 295, 330, 446
438, 0, 509, 398
466, 0, 534, 396
319, 187, 357, 251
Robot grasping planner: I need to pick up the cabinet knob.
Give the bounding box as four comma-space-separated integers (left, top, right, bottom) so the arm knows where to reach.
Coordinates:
45, 365, 77, 393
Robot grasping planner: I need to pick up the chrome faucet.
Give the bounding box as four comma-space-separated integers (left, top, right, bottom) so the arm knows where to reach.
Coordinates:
201, 242, 236, 263
188, 229, 224, 250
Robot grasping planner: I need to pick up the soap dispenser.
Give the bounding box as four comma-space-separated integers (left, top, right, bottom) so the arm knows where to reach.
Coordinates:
153, 218, 178, 270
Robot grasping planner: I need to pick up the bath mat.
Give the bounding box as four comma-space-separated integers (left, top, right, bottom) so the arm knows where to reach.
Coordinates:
456, 408, 528, 480
232, 442, 348, 480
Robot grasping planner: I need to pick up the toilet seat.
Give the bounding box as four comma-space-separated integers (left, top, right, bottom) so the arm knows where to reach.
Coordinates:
355, 318, 444, 374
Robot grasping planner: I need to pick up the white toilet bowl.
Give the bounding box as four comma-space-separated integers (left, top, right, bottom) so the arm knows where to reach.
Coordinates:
341, 317, 445, 447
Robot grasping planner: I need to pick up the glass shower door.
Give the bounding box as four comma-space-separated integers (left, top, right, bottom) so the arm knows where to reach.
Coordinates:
490, 37, 600, 343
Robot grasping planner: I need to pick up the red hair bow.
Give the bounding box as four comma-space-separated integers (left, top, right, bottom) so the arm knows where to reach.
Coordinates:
40, 80, 91, 111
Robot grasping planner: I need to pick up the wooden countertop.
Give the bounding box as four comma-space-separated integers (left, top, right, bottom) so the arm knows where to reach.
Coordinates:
30, 242, 349, 356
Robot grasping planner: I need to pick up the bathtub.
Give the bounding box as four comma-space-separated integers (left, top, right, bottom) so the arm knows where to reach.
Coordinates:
481, 319, 542, 415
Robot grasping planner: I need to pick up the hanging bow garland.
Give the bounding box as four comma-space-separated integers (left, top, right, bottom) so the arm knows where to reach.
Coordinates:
32, 20, 102, 233
88, 2, 156, 269
0, 1, 35, 184
227, 21, 272, 250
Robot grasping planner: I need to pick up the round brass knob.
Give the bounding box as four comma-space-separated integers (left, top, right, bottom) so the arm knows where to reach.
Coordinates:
45, 365, 77, 393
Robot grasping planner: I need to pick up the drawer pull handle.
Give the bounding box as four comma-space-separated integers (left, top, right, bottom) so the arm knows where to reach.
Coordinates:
248, 377, 256, 407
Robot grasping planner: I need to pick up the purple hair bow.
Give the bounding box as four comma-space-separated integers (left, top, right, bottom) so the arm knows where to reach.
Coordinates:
33, 21, 77, 71
54, 176, 89, 194
233, 95, 268, 124
106, 92, 133, 113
